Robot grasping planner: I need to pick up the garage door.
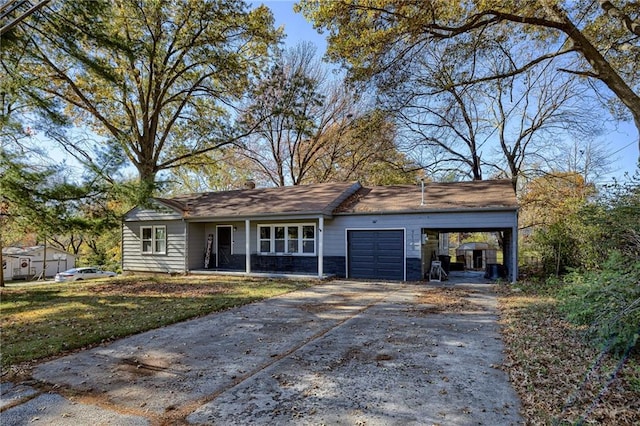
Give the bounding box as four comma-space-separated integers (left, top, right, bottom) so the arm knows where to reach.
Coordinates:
347, 230, 404, 280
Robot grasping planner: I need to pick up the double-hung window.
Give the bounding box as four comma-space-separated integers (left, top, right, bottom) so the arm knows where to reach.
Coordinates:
258, 224, 315, 255
141, 226, 167, 254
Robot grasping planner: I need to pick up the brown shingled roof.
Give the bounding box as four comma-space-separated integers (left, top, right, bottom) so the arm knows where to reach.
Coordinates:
335, 180, 517, 213
155, 181, 361, 219
153, 180, 516, 219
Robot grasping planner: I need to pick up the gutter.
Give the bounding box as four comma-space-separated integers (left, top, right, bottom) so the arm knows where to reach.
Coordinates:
183, 212, 334, 223
334, 206, 519, 216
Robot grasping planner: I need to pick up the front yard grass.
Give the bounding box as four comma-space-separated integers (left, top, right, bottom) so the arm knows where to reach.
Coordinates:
498, 283, 640, 425
0, 275, 312, 376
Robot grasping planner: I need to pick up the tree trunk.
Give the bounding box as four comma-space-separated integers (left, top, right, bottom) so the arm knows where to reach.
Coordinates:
135, 162, 158, 201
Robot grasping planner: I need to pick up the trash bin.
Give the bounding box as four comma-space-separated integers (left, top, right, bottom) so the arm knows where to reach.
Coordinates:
485, 263, 506, 280
438, 255, 451, 273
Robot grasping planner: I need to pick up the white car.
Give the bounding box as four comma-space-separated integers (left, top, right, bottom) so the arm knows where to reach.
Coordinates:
54, 267, 117, 282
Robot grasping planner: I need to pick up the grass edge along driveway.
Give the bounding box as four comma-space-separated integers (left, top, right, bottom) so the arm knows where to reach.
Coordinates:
0, 275, 312, 374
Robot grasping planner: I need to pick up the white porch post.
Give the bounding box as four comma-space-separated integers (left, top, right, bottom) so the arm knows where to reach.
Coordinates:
245, 219, 251, 274
318, 216, 324, 278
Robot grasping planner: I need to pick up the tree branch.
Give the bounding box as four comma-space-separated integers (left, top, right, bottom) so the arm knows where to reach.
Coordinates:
557, 68, 600, 78
599, 0, 640, 36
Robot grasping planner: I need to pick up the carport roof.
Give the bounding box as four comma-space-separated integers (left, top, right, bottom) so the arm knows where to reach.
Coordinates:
336, 180, 517, 213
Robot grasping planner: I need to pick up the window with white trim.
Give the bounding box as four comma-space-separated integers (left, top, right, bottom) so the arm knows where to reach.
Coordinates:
258, 224, 315, 255
141, 225, 167, 254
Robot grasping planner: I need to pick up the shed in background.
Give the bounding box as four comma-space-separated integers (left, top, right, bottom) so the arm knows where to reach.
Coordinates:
455, 242, 498, 270
2, 246, 76, 280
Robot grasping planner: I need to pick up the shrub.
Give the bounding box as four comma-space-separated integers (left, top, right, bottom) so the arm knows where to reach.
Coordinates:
559, 251, 640, 354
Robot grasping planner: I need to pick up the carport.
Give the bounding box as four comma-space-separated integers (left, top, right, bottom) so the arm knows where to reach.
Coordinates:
421, 227, 517, 281
334, 180, 519, 282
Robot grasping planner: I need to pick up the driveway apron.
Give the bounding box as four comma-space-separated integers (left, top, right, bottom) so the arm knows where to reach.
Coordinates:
4, 279, 523, 425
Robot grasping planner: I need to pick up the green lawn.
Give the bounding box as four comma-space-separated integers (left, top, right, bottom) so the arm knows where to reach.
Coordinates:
0, 275, 313, 372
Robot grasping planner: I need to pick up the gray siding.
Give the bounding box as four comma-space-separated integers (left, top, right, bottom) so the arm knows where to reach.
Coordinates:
188, 223, 206, 270
125, 201, 183, 221
122, 220, 187, 273
324, 210, 517, 258
122, 208, 517, 281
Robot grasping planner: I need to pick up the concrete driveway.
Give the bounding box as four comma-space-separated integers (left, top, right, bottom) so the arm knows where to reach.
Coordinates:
2, 278, 522, 425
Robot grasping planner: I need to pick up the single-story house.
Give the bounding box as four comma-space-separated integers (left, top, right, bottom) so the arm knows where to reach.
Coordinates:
2, 245, 76, 280
122, 180, 519, 282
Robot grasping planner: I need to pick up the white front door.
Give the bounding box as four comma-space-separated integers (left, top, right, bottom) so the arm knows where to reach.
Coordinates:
19, 258, 31, 276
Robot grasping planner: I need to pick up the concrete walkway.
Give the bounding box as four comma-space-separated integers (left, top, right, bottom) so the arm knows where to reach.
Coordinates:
1, 278, 523, 425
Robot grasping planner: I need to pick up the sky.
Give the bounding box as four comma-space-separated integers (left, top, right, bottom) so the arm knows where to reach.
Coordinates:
38, 1, 640, 183
260, 1, 327, 50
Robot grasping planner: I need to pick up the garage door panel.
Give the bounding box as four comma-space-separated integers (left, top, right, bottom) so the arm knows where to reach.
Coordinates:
348, 230, 404, 280
376, 253, 404, 262
349, 268, 377, 279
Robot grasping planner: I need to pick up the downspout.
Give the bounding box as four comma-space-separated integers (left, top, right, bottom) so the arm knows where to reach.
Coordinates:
42, 239, 47, 280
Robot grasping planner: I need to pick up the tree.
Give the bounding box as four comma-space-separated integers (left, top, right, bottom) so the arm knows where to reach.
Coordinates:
0, 150, 120, 270
345, 29, 594, 187
239, 42, 328, 186
164, 148, 256, 194
239, 42, 415, 186
519, 171, 597, 273
297, 1, 640, 154
558, 173, 640, 353
4, 0, 281, 199
304, 108, 417, 185
482, 50, 598, 190
386, 40, 487, 181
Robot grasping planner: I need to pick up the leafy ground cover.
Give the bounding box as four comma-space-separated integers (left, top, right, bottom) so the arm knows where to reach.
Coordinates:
498, 283, 640, 425
0, 275, 312, 378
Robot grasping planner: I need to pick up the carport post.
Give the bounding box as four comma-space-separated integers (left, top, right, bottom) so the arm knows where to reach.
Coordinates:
318, 216, 324, 278
245, 219, 251, 274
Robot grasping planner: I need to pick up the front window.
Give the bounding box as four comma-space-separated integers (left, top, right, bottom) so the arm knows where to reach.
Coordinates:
303, 225, 315, 253
259, 226, 271, 252
274, 226, 285, 253
141, 225, 167, 254
288, 226, 299, 253
154, 227, 166, 253
142, 227, 153, 253
258, 224, 315, 255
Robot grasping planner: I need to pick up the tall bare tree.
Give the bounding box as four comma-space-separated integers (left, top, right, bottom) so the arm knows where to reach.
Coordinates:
239, 42, 415, 186
378, 36, 595, 187
304, 108, 417, 185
